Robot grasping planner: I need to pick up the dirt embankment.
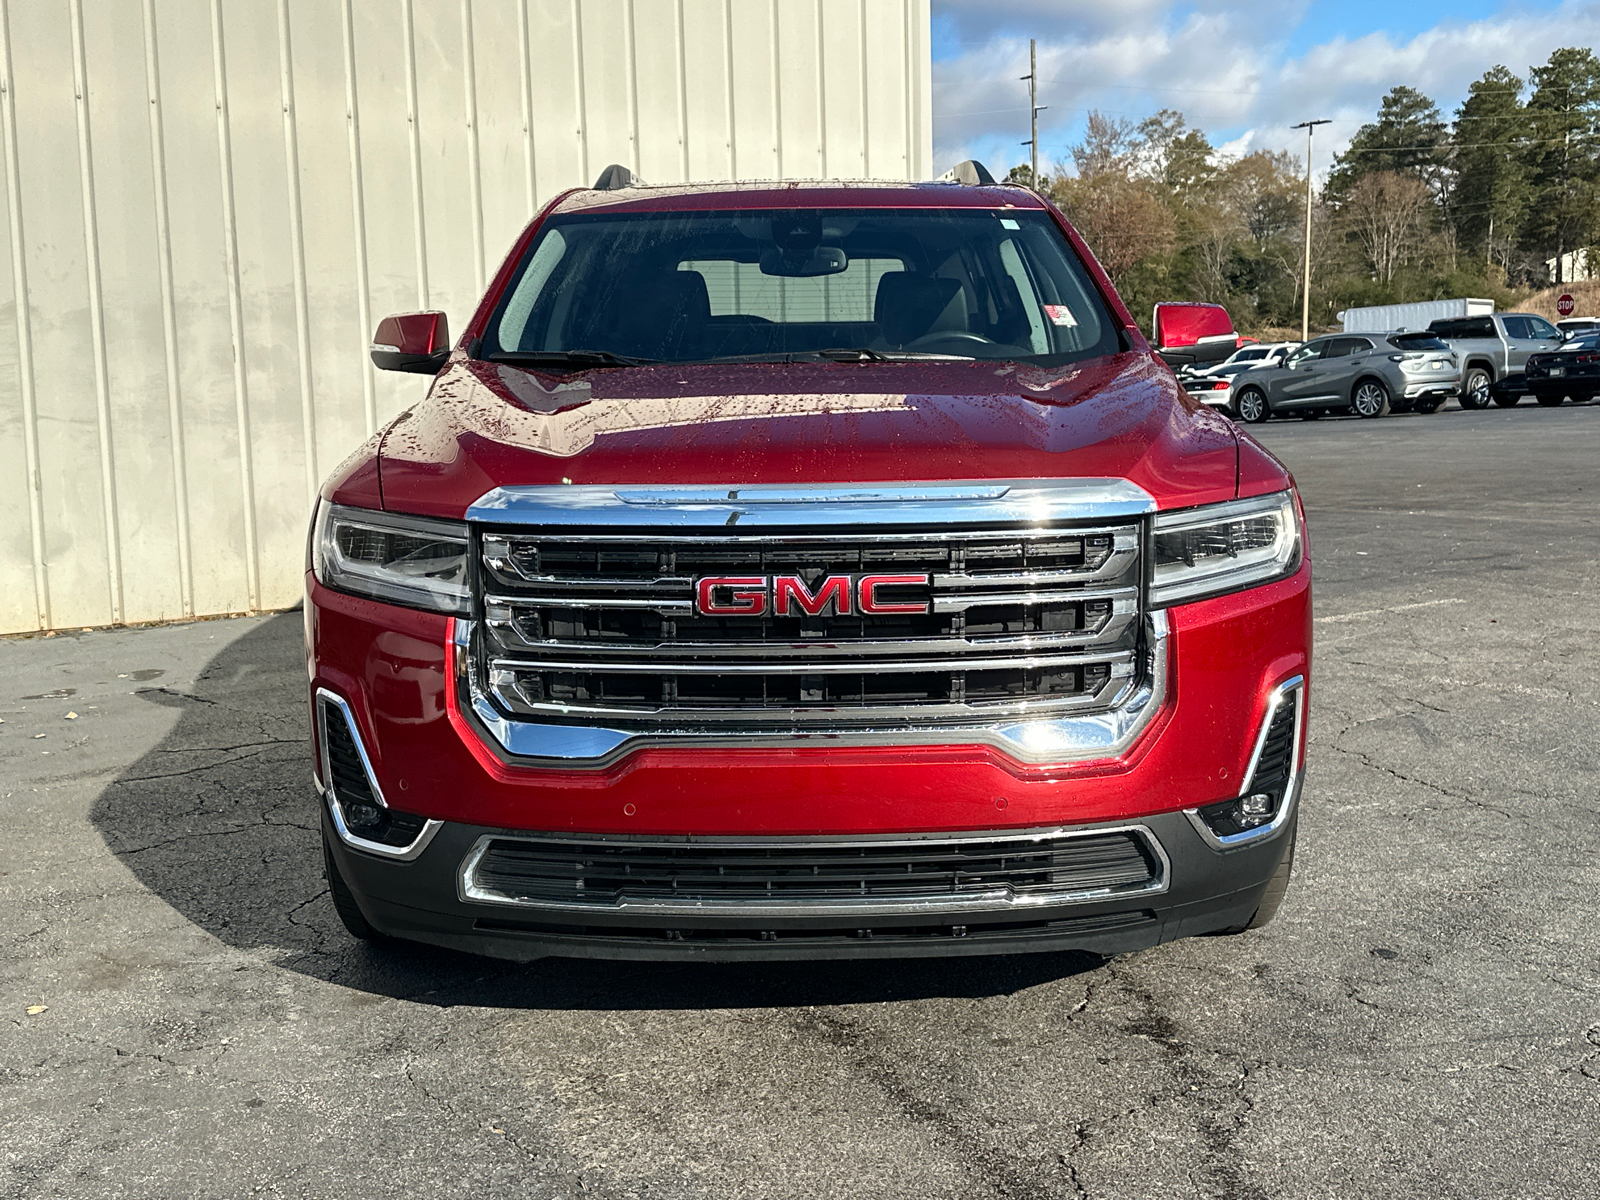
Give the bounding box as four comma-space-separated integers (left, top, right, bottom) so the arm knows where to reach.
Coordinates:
1521, 279, 1600, 321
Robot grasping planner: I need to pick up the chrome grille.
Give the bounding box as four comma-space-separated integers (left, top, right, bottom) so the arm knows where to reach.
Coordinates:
473, 521, 1144, 727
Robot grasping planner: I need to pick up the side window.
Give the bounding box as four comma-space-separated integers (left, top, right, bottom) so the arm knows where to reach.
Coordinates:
997, 238, 1049, 353
496, 229, 569, 351
1527, 316, 1561, 340
1286, 342, 1323, 367
1500, 316, 1532, 340
1322, 339, 1358, 358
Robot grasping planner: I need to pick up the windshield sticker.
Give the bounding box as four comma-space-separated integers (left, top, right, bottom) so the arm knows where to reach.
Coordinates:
1043, 304, 1078, 328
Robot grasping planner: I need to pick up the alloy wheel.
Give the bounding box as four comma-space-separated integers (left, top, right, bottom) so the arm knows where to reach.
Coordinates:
1464, 370, 1491, 409
1236, 390, 1268, 423
1353, 382, 1389, 418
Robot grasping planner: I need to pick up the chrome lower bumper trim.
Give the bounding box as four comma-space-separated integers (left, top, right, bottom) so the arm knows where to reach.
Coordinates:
456, 823, 1171, 917
453, 611, 1169, 767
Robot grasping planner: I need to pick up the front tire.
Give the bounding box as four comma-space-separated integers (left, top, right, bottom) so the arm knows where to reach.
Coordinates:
1492, 389, 1521, 407
1244, 830, 1297, 930
1235, 387, 1269, 423
323, 829, 381, 941
1351, 379, 1391, 418
1535, 392, 1564, 407
1461, 367, 1492, 409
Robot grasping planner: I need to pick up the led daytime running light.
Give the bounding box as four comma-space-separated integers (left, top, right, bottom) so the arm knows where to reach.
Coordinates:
1150, 491, 1301, 607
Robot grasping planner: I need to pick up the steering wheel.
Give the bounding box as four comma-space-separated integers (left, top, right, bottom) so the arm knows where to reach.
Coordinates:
904, 331, 997, 351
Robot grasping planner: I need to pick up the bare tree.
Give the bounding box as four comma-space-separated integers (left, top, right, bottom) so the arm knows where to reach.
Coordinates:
1342, 172, 1433, 284
1190, 203, 1243, 302
1072, 112, 1138, 179
1215, 151, 1302, 247
1052, 174, 1176, 282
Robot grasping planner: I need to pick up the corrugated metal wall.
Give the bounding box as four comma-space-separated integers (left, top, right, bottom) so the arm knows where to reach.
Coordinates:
0, 0, 933, 634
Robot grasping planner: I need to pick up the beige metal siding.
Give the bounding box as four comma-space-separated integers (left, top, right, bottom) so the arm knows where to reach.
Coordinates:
0, 0, 932, 634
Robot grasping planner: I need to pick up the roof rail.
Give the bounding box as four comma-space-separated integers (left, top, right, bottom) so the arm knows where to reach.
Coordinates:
937, 159, 996, 186
592, 164, 643, 190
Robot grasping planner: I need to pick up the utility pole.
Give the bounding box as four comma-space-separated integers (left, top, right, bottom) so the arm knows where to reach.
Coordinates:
1291, 119, 1330, 343
1020, 40, 1047, 188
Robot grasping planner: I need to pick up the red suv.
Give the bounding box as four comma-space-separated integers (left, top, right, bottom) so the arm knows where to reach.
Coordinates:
308, 166, 1310, 962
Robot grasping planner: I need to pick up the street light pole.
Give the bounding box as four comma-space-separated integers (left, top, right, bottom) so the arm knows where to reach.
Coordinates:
1291, 119, 1330, 343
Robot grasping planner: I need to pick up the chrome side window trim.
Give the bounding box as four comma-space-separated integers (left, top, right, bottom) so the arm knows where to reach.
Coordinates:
1183, 674, 1305, 852
467, 478, 1158, 529
316, 687, 444, 862
452, 610, 1169, 767
456, 821, 1172, 918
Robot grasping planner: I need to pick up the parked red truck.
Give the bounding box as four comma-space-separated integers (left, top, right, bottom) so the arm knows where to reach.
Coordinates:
308, 168, 1310, 962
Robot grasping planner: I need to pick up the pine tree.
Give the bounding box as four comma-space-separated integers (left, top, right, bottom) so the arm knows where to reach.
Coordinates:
1326, 86, 1448, 202
1449, 67, 1529, 273
1522, 47, 1600, 281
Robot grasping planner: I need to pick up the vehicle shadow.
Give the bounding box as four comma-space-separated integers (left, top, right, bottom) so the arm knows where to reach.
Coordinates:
90, 610, 1101, 1010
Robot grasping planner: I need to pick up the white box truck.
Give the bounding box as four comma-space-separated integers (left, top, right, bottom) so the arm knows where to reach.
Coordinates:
1338, 298, 1494, 334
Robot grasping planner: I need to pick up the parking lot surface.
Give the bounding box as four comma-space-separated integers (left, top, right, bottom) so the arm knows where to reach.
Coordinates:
4, 403, 1599, 1199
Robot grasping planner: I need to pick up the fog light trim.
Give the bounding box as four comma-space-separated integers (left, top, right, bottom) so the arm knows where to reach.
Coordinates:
317, 688, 444, 861
1184, 675, 1304, 851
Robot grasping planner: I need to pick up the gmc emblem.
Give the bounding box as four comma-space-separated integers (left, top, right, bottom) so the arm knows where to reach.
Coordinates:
695, 574, 930, 617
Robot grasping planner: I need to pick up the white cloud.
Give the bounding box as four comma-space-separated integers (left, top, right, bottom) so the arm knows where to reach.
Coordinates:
932, 0, 1600, 181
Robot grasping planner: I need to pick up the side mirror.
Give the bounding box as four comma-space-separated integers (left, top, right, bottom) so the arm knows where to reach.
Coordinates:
371, 311, 450, 374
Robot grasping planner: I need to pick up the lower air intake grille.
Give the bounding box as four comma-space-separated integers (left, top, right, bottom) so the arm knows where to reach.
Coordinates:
323, 707, 378, 808
464, 829, 1161, 912
1251, 697, 1298, 794
319, 697, 427, 849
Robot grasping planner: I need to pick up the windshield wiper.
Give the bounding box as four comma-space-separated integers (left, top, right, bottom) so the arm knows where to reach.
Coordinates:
487, 349, 658, 368
807, 347, 974, 362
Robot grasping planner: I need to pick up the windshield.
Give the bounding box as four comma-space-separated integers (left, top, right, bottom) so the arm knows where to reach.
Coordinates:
481, 208, 1122, 366
1389, 333, 1449, 351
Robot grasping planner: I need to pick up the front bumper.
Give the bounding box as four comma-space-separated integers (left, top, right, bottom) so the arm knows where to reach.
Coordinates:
322, 787, 1300, 961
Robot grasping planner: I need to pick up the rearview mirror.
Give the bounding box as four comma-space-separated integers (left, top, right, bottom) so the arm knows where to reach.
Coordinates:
759, 246, 847, 277
371, 311, 450, 374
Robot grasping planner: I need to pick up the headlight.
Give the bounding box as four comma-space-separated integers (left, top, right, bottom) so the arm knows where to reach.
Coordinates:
1150, 491, 1302, 607
312, 502, 469, 614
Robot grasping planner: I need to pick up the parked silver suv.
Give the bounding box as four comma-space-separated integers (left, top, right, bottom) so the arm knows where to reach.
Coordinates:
1231, 332, 1458, 422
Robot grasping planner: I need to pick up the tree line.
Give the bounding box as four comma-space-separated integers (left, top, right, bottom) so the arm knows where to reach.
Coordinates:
1012, 46, 1600, 334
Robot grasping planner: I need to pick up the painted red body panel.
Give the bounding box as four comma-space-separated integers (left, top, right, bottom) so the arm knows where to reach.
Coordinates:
375, 354, 1242, 520
306, 564, 1310, 837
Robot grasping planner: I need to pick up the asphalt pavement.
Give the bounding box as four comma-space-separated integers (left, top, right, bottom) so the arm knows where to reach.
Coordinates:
3, 400, 1598, 1199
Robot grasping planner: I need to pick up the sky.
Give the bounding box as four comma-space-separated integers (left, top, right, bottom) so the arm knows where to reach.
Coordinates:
930, 0, 1600, 180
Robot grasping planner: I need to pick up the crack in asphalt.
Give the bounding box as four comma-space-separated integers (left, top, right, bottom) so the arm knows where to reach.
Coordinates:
1323, 742, 1524, 820
792, 1008, 1082, 1199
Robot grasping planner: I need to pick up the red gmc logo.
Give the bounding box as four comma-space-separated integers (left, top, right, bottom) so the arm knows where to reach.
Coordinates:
695, 574, 930, 617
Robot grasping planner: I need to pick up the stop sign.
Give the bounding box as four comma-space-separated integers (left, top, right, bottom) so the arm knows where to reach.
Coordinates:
1557, 293, 1576, 316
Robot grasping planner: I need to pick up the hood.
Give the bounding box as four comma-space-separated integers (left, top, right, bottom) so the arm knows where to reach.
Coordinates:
373, 352, 1248, 519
